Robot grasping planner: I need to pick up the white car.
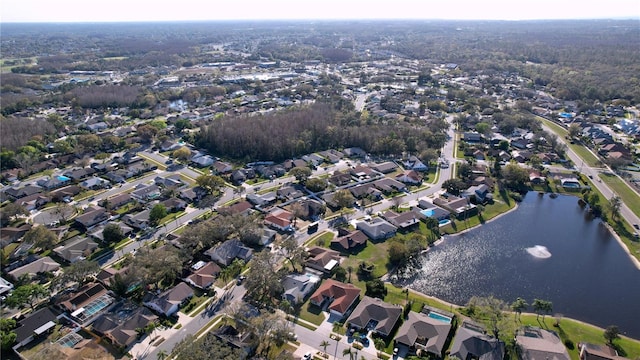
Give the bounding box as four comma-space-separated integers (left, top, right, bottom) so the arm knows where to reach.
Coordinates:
303, 352, 312, 360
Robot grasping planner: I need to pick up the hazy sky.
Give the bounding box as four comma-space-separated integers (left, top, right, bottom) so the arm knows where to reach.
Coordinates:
2, 0, 639, 22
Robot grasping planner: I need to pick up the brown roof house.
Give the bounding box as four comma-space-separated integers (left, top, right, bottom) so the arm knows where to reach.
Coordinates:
53, 237, 99, 263
331, 228, 368, 253
92, 306, 158, 349
264, 208, 294, 232
515, 327, 570, 360
74, 206, 109, 229
8, 256, 61, 280
143, 282, 194, 317
55, 282, 114, 325
579, 343, 629, 360
309, 279, 361, 317
394, 310, 452, 357
184, 261, 221, 290
347, 296, 402, 337
450, 321, 505, 360
305, 246, 341, 274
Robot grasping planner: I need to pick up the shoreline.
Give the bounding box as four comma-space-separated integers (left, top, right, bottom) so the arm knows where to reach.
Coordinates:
384, 192, 640, 341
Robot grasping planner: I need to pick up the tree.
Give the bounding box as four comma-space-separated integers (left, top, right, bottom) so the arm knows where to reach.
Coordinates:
320, 340, 330, 355
333, 189, 355, 210
174, 118, 192, 133
56, 260, 100, 288
196, 174, 226, 195
157, 349, 169, 360
103, 223, 125, 244
173, 146, 192, 163
278, 236, 306, 273
133, 247, 183, 289
511, 297, 528, 321
498, 140, 510, 151
365, 279, 387, 299
149, 204, 167, 226
52, 202, 73, 224
343, 347, 354, 360
604, 325, 620, 345
607, 196, 622, 221
332, 266, 347, 282
532, 299, 552, 321
568, 123, 581, 139
6, 284, 48, 310
388, 241, 410, 267
244, 251, 283, 305
442, 178, 466, 196
457, 162, 472, 180
289, 167, 312, 183
419, 148, 439, 167
0, 202, 28, 224
1, 318, 17, 351
466, 296, 514, 340
23, 226, 59, 250
172, 333, 247, 360
502, 163, 529, 191
306, 177, 328, 192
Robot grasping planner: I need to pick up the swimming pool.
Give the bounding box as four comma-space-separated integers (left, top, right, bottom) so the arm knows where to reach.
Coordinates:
427, 311, 452, 324
438, 219, 451, 226
57, 175, 71, 182
420, 209, 434, 217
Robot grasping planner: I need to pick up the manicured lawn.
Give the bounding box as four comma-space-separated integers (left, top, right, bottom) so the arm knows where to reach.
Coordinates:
518, 314, 640, 360
599, 173, 640, 218
306, 231, 335, 247
341, 240, 390, 281
158, 210, 186, 226
536, 116, 601, 167
297, 301, 326, 326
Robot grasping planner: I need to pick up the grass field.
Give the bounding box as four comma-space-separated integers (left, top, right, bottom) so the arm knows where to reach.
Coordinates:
599, 173, 640, 218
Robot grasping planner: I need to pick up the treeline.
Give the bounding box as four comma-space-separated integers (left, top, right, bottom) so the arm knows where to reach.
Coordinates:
196, 103, 448, 162
0, 117, 56, 152
67, 84, 142, 109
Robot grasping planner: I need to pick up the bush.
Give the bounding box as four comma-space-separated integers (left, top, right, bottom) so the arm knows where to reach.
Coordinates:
564, 339, 575, 350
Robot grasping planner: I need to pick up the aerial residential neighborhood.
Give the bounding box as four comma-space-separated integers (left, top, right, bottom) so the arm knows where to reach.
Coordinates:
1, 17, 640, 360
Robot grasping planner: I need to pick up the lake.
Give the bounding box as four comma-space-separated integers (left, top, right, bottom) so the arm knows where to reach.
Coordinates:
391, 192, 640, 339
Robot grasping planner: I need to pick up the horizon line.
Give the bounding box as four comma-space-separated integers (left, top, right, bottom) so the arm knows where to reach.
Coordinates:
2, 17, 639, 24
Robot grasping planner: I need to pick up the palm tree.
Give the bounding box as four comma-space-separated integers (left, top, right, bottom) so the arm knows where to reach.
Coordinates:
541, 300, 553, 321
343, 347, 354, 360
511, 297, 528, 322
532, 299, 544, 320
157, 350, 168, 360
347, 266, 353, 283
319, 340, 330, 356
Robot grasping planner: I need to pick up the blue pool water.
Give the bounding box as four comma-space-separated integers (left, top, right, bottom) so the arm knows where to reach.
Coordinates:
57, 175, 71, 181
559, 112, 573, 118
427, 311, 452, 323
420, 209, 434, 217
438, 219, 450, 225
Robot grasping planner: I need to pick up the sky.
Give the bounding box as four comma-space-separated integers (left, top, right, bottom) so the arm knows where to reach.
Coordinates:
2, 0, 639, 23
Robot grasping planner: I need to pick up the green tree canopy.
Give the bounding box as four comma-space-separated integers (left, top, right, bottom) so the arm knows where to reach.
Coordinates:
6, 283, 48, 310
103, 223, 125, 244
149, 204, 168, 226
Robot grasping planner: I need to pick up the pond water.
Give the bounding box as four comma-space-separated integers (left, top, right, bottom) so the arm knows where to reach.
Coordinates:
392, 192, 640, 339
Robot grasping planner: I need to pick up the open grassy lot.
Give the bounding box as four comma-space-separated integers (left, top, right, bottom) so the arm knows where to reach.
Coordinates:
599, 173, 640, 218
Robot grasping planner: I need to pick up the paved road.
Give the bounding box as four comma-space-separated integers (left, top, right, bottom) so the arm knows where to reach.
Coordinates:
540, 122, 640, 229
139, 150, 204, 181
145, 284, 247, 359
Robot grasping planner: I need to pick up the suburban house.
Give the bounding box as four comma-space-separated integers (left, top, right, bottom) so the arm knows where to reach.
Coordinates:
276, 185, 305, 201
395, 170, 422, 185
305, 246, 342, 274
515, 327, 570, 360
219, 200, 253, 216
259, 228, 277, 246
343, 147, 366, 158
450, 321, 505, 360
328, 171, 352, 186
349, 183, 382, 200
154, 174, 184, 188
191, 154, 215, 168
371, 161, 398, 174
90, 222, 133, 242
356, 217, 398, 241
461, 184, 492, 203
74, 206, 109, 229
123, 209, 150, 230
143, 282, 194, 317
131, 184, 161, 202
13, 307, 63, 349
79, 176, 111, 190
433, 195, 477, 219
55, 282, 114, 324
282, 273, 321, 305
0, 277, 14, 297
214, 325, 256, 358
8, 256, 61, 280
92, 306, 158, 349
403, 156, 428, 172
350, 165, 376, 179
309, 279, 361, 317
394, 311, 452, 357
579, 343, 628, 360
205, 239, 253, 266
295, 198, 325, 220
105, 193, 134, 210
49, 185, 82, 202
184, 261, 221, 290
212, 160, 233, 174
246, 192, 277, 207
331, 228, 368, 253
381, 210, 422, 230
463, 132, 482, 142
161, 197, 188, 212
53, 237, 99, 263
346, 296, 402, 338
0, 224, 31, 246
264, 208, 294, 232
373, 178, 407, 194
